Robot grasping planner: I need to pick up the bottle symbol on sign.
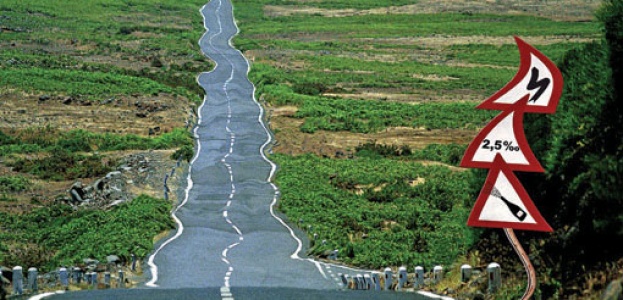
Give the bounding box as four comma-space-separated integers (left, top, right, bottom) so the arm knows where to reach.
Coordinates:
490, 187, 527, 221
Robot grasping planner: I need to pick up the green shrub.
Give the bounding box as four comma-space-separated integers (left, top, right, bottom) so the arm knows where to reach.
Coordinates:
0, 194, 175, 270
8, 148, 114, 181
171, 144, 195, 162
0, 176, 31, 193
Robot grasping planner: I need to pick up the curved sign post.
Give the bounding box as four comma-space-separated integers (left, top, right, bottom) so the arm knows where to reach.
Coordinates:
460, 36, 563, 299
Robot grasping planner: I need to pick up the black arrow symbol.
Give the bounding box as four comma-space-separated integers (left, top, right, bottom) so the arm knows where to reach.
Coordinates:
527, 67, 550, 102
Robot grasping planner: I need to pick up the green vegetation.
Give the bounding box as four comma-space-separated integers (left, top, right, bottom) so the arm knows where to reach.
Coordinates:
0, 127, 193, 181
448, 42, 585, 67
0, 0, 211, 103
237, 12, 599, 38
273, 152, 480, 269
0, 194, 175, 270
517, 0, 623, 295
0, 127, 193, 157
295, 98, 495, 133
0, 0, 202, 271
269, 0, 418, 10
9, 150, 114, 181
240, 1, 599, 135
0, 176, 30, 193
251, 63, 498, 133
355, 142, 467, 166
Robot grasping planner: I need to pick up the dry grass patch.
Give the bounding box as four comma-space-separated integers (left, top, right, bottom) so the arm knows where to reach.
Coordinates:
264, 0, 601, 22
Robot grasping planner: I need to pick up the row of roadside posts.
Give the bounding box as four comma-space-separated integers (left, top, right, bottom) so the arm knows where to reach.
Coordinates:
340, 263, 502, 293
7, 263, 502, 296
6, 265, 127, 296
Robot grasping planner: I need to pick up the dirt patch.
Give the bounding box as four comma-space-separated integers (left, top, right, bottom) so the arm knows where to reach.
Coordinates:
265, 0, 601, 22
356, 34, 600, 48
324, 86, 487, 103
0, 91, 193, 136
268, 114, 477, 158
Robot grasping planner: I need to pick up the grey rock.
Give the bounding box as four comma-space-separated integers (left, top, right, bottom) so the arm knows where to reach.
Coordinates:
83, 258, 99, 266
106, 255, 120, 264
106, 171, 122, 179
70, 189, 83, 203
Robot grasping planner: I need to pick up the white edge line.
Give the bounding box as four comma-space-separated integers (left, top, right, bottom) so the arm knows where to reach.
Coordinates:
227, 0, 379, 279
28, 291, 64, 300
144, 3, 215, 288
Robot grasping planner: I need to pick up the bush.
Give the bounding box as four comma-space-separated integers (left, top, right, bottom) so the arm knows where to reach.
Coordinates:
171, 144, 195, 162
0, 194, 175, 269
0, 176, 30, 193
8, 148, 114, 181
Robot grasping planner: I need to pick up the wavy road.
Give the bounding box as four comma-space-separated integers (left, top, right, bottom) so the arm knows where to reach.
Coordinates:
144, 0, 373, 292
31, 0, 440, 299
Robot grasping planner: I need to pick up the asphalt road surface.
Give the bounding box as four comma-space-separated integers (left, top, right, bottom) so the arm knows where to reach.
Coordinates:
30, 0, 446, 299
32, 287, 449, 300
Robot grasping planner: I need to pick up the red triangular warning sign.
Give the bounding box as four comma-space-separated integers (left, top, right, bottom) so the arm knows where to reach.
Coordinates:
461, 97, 543, 172
467, 155, 552, 232
477, 36, 563, 114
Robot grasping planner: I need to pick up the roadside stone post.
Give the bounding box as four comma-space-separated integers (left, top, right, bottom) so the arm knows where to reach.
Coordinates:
355, 274, 364, 290
414, 266, 424, 289
383, 267, 393, 291
397, 266, 408, 291
371, 272, 381, 291
363, 273, 372, 290
59, 267, 69, 289
338, 273, 348, 288
433, 265, 443, 284
328, 249, 339, 260
348, 274, 357, 290
27, 267, 38, 292
91, 272, 98, 288
118, 270, 125, 288
131, 254, 137, 272
12, 266, 23, 295
104, 272, 111, 288
487, 262, 501, 293
73, 267, 82, 284
461, 264, 472, 283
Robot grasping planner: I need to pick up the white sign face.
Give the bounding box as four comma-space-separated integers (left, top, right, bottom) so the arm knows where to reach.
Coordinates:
471, 111, 527, 166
